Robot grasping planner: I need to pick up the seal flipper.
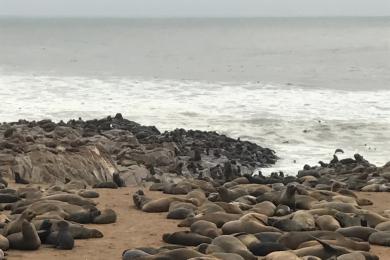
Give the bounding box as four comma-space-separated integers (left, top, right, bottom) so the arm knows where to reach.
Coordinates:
310, 236, 349, 256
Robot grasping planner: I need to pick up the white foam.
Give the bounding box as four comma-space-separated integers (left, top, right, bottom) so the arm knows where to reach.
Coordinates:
1, 74, 389, 174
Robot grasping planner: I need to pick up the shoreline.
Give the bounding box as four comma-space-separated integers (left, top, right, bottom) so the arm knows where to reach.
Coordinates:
0, 115, 390, 259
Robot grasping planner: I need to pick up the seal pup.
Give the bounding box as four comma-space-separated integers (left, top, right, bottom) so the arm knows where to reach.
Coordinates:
14, 172, 29, 184
113, 172, 126, 187
279, 184, 297, 209
46, 220, 74, 250
93, 209, 117, 224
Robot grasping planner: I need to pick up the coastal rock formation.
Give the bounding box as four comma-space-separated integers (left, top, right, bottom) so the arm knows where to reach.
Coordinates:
296, 153, 390, 192
0, 114, 277, 185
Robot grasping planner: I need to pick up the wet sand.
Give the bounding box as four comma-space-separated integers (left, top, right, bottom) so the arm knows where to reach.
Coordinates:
5, 187, 390, 260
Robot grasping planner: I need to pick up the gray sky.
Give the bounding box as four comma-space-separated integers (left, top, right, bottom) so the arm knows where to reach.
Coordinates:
1, 0, 389, 17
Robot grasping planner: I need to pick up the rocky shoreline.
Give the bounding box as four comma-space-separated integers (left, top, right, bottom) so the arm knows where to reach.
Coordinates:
0, 114, 277, 187
0, 115, 389, 259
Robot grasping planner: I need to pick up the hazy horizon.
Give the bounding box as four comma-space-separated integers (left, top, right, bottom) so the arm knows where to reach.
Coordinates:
1, 0, 389, 18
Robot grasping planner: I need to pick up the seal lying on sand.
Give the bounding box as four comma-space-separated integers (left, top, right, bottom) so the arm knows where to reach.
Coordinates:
204, 235, 257, 260
133, 190, 195, 213
162, 231, 212, 246
190, 220, 221, 238
7, 220, 41, 250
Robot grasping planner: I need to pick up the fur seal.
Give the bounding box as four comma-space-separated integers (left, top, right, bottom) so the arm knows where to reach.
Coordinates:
3, 210, 36, 236
190, 220, 221, 238
167, 207, 195, 219
337, 252, 366, 260
217, 187, 248, 203
278, 231, 348, 249
274, 204, 291, 216
251, 201, 276, 216
270, 218, 305, 232
291, 210, 316, 231
93, 182, 118, 189
254, 232, 282, 243
42, 220, 103, 239
134, 192, 194, 213
42, 194, 96, 207
0, 235, 9, 251
0, 193, 18, 203
248, 242, 289, 256
233, 233, 260, 248
122, 249, 150, 260
113, 172, 126, 187
162, 231, 212, 246
146, 248, 205, 259
46, 220, 74, 250
214, 202, 243, 214
316, 215, 341, 231
264, 251, 300, 260
211, 253, 245, 260
93, 209, 117, 224
375, 220, 390, 231
222, 213, 280, 234
335, 212, 362, 227
368, 231, 390, 246
239, 213, 279, 230
279, 184, 297, 209
336, 226, 377, 241
77, 190, 100, 198
292, 239, 351, 259
311, 202, 361, 213
64, 206, 100, 224
7, 220, 41, 250
178, 212, 241, 228
207, 235, 257, 260
360, 211, 389, 228
296, 237, 370, 252
14, 172, 29, 184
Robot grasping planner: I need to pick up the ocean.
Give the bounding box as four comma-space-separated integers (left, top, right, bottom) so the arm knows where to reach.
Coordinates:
0, 17, 389, 174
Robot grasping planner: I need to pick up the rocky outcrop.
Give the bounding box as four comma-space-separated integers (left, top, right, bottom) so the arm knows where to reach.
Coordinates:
0, 114, 277, 185
296, 153, 390, 191
0, 125, 117, 185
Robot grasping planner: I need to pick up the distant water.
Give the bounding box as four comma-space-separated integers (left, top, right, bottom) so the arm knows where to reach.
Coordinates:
0, 17, 389, 174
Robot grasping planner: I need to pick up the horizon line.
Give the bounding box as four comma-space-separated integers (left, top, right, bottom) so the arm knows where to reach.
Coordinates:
0, 14, 390, 19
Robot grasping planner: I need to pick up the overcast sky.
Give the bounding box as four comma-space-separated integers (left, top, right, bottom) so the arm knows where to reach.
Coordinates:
1, 0, 389, 17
